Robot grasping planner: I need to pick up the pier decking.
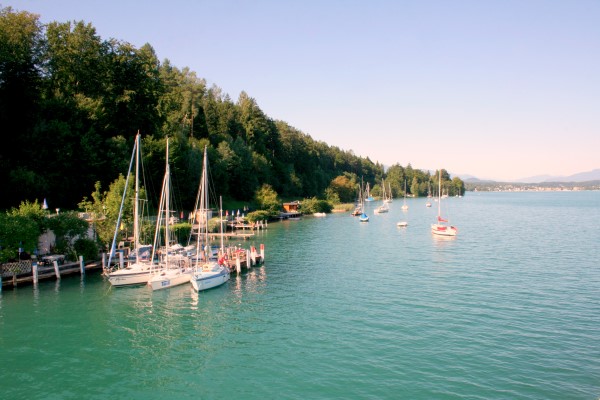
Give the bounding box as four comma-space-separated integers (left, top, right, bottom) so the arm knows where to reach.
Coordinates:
1, 258, 103, 291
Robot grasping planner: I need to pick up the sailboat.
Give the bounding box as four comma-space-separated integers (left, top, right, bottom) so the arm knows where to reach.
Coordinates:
358, 180, 369, 222
108, 132, 155, 287
351, 183, 363, 216
431, 170, 457, 237
384, 182, 393, 203
148, 138, 193, 290
364, 182, 374, 202
401, 180, 409, 211
374, 179, 389, 214
189, 146, 230, 292
426, 182, 432, 208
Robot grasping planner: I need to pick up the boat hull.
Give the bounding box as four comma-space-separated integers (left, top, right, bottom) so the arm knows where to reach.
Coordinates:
431, 224, 457, 236
190, 266, 230, 292
108, 263, 153, 287
149, 269, 192, 290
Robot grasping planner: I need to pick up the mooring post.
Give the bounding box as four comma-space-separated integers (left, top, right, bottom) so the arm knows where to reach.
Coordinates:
32, 260, 39, 285
79, 256, 85, 275
53, 260, 61, 279
119, 252, 124, 269
102, 253, 106, 270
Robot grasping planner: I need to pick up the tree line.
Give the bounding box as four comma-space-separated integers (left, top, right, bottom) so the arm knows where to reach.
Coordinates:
0, 6, 464, 214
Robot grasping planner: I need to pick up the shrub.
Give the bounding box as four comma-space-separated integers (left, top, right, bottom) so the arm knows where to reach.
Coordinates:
74, 238, 100, 262
300, 197, 333, 214
246, 210, 271, 223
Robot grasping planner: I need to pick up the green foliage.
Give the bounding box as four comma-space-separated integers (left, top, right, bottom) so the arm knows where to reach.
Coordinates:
0, 213, 39, 262
410, 177, 420, 196
170, 223, 192, 244
78, 171, 152, 251
8, 199, 49, 232
300, 197, 332, 214
45, 211, 89, 261
324, 187, 340, 204
328, 175, 357, 203
74, 238, 99, 261
0, 6, 461, 214
254, 184, 280, 214
246, 210, 271, 223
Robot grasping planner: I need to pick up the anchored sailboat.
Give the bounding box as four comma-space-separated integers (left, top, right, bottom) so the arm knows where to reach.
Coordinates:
374, 179, 389, 214
431, 170, 457, 237
401, 180, 409, 211
148, 138, 193, 290
108, 132, 155, 287
189, 146, 230, 292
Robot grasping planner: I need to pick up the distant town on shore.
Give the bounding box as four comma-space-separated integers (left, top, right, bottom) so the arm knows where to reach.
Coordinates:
465, 179, 600, 192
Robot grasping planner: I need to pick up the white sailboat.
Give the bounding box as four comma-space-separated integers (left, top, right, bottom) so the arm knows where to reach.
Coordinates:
426, 182, 432, 207
148, 138, 193, 290
401, 180, 409, 211
189, 146, 230, 292
431, 170, 457, 237
384, 182, 393, 203
358, 178, 369, 222
374, 179, 389, 214
108, 133, 155, 287
364, 182, 374, 202
351, 182, 363, 216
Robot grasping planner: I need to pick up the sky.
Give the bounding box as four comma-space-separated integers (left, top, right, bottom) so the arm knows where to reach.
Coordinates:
5, 0, 600, 181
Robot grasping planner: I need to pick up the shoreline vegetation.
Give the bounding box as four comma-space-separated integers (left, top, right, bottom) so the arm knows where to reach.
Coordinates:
0, 6, 469, 263
0, 6, 464, 212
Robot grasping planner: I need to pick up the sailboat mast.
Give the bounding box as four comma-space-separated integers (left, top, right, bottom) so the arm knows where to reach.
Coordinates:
438, 170, 442, 217
203, 146, 209, 261
165, 138, 170, 266
133, 132, 140, 261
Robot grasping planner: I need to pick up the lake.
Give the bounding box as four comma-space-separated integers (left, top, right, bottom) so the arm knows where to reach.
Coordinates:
1, 191, 599, 399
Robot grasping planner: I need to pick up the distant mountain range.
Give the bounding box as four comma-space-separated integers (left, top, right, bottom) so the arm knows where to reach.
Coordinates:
458, 169, 600, 184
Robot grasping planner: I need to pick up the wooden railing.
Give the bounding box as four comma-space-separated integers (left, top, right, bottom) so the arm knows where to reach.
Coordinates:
1, 260, 32, 277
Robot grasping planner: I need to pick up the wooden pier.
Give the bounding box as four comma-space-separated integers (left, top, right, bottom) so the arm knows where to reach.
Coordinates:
1, 258, 103, 291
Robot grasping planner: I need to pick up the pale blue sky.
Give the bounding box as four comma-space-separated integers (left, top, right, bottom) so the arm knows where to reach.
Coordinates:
6, 0, 600, 180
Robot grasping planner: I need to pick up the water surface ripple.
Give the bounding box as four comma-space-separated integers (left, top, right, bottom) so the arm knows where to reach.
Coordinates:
1, 192, 599, 399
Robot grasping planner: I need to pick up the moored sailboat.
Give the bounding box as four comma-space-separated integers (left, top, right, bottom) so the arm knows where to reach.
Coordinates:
107, 132, 155, 287
431, 170, 457, 237
374, 179, 389, 214
148, 138, 193, 290
401, 180, 409, 211
189, 146, 230, 292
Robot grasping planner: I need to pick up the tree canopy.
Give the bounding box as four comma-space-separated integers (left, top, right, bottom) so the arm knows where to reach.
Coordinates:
0, 7, 463, 214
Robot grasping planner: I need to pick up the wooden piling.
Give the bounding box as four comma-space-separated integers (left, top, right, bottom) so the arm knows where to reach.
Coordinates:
32, 261, 39, 285
79, 256, 85, 275
53, 261, 61, 279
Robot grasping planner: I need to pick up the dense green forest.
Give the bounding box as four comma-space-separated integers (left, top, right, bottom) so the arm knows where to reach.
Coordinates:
0, 7, 464, 213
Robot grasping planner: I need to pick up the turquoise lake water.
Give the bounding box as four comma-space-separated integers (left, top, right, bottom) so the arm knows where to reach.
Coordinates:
1, 191, 599, 399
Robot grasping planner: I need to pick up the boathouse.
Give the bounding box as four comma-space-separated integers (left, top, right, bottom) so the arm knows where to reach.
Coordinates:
280, 201, 301, 219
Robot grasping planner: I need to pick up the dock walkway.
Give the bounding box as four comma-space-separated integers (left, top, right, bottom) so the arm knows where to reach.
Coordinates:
1, 258, 102, 291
